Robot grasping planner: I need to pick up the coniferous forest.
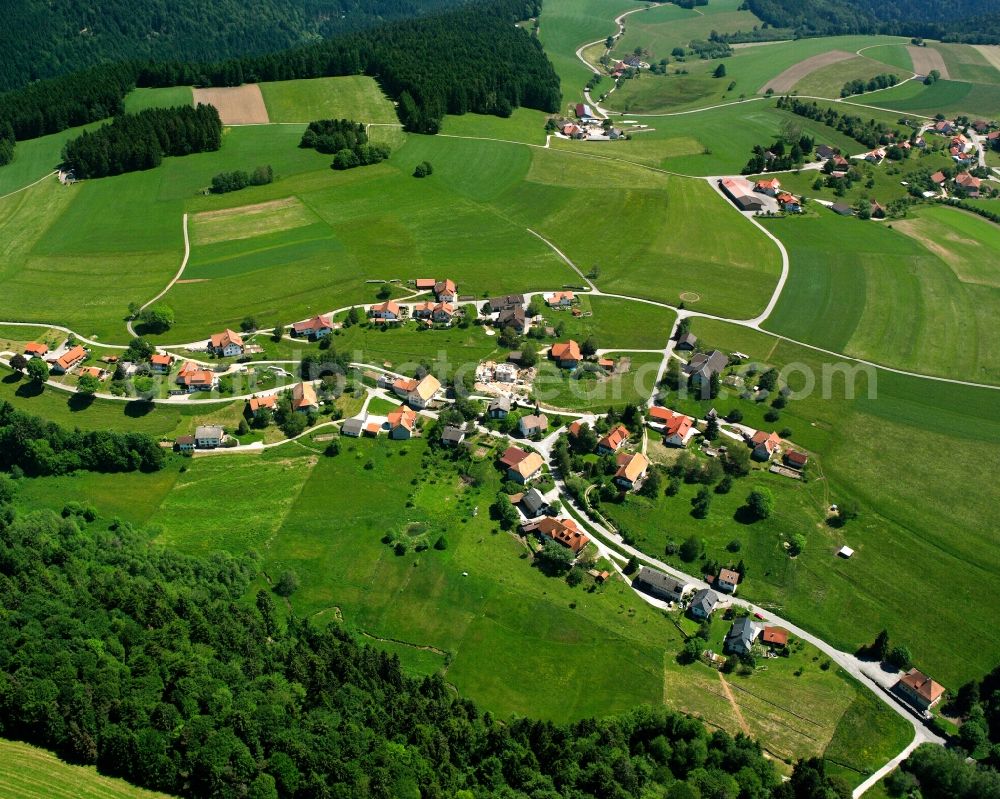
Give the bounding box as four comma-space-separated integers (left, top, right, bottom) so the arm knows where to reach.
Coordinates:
61, 105, 222, 178
0, 484, 853, 799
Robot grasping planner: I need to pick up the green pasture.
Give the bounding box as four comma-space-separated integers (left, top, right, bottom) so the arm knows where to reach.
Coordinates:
858, 78, 1000, 119
542, 294, 676, 350
609, 68, 733, 115
0, 738, 175, 799
761, 206, 1000, 384
123, 86, 193, 114
663, 316, 1000, 688
854, 43, 913, 73
793, 55, 907, 99
533, 351, 663, 410
930, 42, 1000, 85
258, 76, 399, 124
441, 107, 550, 145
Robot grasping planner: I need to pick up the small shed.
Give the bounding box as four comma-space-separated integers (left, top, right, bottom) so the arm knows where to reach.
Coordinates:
837, 546, 854, 559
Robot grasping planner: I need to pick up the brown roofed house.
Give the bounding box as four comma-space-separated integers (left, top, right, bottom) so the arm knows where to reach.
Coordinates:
597, 423, 629, 454
210, 329, 244, 357
784, 450, 809, 470
750, 430, 781, 461
24, 342, 48, 357
930, 171, 947, 185
550, 340, 582, 369
291, 381, 319, 412
761, 627, 789, 648
895, 668, 945, 711
530, 516, 590, 554
53, 345, 88, 374
292, 314, 334, 339
614, 452, 649, 490
248, 395, 278, 415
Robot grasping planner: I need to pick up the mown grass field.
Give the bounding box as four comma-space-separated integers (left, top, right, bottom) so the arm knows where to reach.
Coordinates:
0, 738, 175, 799
0, 120, 107, 196
761, 206, 1000, 384
931, 42, 1000, 85
123, 86, 193, 113
792, 54, 908, 99
858, 77, 1000, 119
258, 76, 399, 123
534, 351, 664, 410
657, 316, 1000, 689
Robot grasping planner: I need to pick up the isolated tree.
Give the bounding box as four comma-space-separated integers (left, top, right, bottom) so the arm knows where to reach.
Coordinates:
758, 368, 778, 392
8, 353, 28, 373
789, 533, 806, 556
871, 629, 890, 661
271, 323, 284, 343
26, 358, 49, 383
887, 645, 912, 671
520, 341, 539, 367
745, 488, 774, 520
492, 492, 520, 530
691, 487, 712, 518
640, 468, 662, 498
434, 535, 448, 550
713, 63, 727, 78
724, 444, 751, 477
535, 540, 574, 574
138, 303, 174, 333
77, 373, 100, 395
274, 570, 300, 597
624, 556, 639, 575
581, 337, 598, 357
704, 416, 719, 440
679, 534, 701, 562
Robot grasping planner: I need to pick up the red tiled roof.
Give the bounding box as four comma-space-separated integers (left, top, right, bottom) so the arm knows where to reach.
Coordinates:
664, 414, 692, 438
387, 404, 417, 431
248, 395, 278, 412
762, 627, 788, 646
210, 329, 243, 350
292, 314, 333, 334
648, 406, 673, 422
150, 353, 174, 366
499, 446, 529, 468
415, 278, 436, 289
25, 342, 48, 356
56, 345, 87, 370
533, 516, 591, 554
898, 669, 945, 704
599, 424, 629, 451
371, 300, 401, 317
550, 340, 582, 362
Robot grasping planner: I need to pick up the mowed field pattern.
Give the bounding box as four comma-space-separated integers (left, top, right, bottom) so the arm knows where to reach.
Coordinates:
762, 50, 855, 93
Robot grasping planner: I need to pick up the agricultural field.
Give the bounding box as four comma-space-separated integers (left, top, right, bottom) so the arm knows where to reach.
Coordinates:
657, 315, 1000, 688
859, 77, 1000, 119
123, 86, 193, 114
0, 122, 105, 197
258, 76, 399, 124
0, 738, 175, 799
761, 206, 1000, 384
791, 54, 907, 99
930, 42, 1000, 85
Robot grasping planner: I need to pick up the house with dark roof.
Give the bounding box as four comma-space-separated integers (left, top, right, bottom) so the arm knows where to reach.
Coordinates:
633, 567, 689, 602
815, 144, 837, 160
497, 306, 527, 332
719, 177, 765, 212
895, 668, 945, 711
487, 294, 525, 313
441, 424, 466, 446
831, 202, 855, 216
724, 617, 759, 655
521, 487, 547, 517
488, 396, 511, 419
676, 332, 698, 351
684, 350, 728, 386
784, 450, 809, 470
688, 588, 719, 619
341, 417, 366, 437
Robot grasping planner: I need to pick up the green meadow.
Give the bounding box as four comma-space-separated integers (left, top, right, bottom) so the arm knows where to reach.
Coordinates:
123, 86, 193, 113
657, 315, 1000, 689
258, 76, 399, 123
761, 206, 1000, 384
858, 77, 1000, 119
931, 42, 1000, 85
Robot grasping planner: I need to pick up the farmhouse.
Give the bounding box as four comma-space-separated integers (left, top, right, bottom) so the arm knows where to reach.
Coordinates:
486, 294, 525, 313
546, 291, 575, 307
194, 425, 225, 449
369, 300, 401, 322
830, 202, 854, 216
716, 568, 740, 594
575, 102, 598, 122
176, 361, 218, 392
210, 329, 244, 357
761, 626, 789, 648
895, 668, 945, 711
387, 405, 418, 439
754, 178, 781, 196
684, 350, 728, 386
433, 279, 457, 302
520, 413, 549, 437
497, 306, 527, 332
150, 353, 174, 373
550, 340, 582, 369
488, 396, 511, 418
863, 147, 886, 164
930, 171, 947, 185
815, 145, 837, 160
676, 332, 697, 351
441, 424, 466, 446
292, 314, 334, 338
688, 588, 719, 619
597, 424, 629, 454
783, 449, 809, 470
415, 278, 436, 290
51, 345, 87, 374
831, 154, 850, 169
955, 172, 982, 196
408, 374, 441, 409
247, 395, 278, 416
499, 446, 543, 483
24, 342, 48, 357
291, 382, 319, 412
432, 303, 456, 324
777, 192, 801, 213
528, 516, 590, 554
663, 413, 693, 447
633, 567, 689, 602
724, 617, 759, 655
614, 452, 649, 491
411, 301, 436, 320
341, 416, 366, 437
174, 435, 195, 453
748, 430, 780, 461
719, 177, 764, 212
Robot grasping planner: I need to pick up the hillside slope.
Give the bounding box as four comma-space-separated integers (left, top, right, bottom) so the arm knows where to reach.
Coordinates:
0, 0, 467, 91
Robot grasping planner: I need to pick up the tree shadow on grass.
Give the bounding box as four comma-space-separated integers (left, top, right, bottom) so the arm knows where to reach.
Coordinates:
124, 399, 156, 418
14, 380, 44, 399
67, 393, 95, 412
732, 506, 759, 525
2, 372, 23, 386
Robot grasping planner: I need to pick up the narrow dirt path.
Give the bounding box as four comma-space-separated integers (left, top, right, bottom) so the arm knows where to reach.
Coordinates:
718, 672, 753, 737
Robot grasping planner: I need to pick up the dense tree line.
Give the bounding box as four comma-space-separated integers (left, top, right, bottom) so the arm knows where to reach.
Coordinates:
210, 165, 273, 194
137, 0, 559, 133
776, 95, 905, 148
62, 104, 222, 178
0, 494, 856, 799
0, 120, 13, 166
0, 0, 472, 92
299, 119, 390, 169
742, 133, 815, 174
0, 401, 164, 475
841, 73, 899, 97
744, 0, 1000, 44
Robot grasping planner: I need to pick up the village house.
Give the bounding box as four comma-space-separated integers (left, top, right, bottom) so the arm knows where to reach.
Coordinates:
716, 568, 740, 594
749, 430, 781, 461
407, 374, 441, 409
684, 350, 728, 387
486, 294, 525, 313
633, 567, 689, 603
520, 413, 549, 437
411, 301, 436, 320
831, 154, 850, 170
783, 450, 809, 470
676, 332, 698, 351
247, 394, 278, 417
895, 668, 946, 711
662, 412, 693, 447
724, 617, 759, 655
575, 102, 598, 122
499, 446, 544, 483
614, 452, 649, 491
441, 424, 467, 446
176, 361, 218, 392
550, 340, 582, 369
291, 382, 319, 412
497, 306, 527, 332
210, 329, 244, 358
815, 144, 837, 160
719, 177, 764, 212
955, 172, 982, 197
433, 279, 457, 303
520, 487, 547, 517
933, 120, 955, 135
754, 177, 781, 196
24, 342, 48, 357
174, 435, 195, 453
149, 353, 174, 373
341, 416, 366, 437
292, 314, 334, 339
369, 300, 401, 322
597, 423, 629, 454
488, 396, 511, 419
869, 200, 886, 219
546, 291, 575, 308
930, 170, 947, 186
688, 588, 719, 619
387, 404, 418, 439
432, 303, 456, 324
494, 362, 518, 383
761, 626, 789, 649
194, 425, 225, 449
777, 192, 801, 213
50, 345, 88, 374
527, 516, 591, 555
863, 147, 886, 164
